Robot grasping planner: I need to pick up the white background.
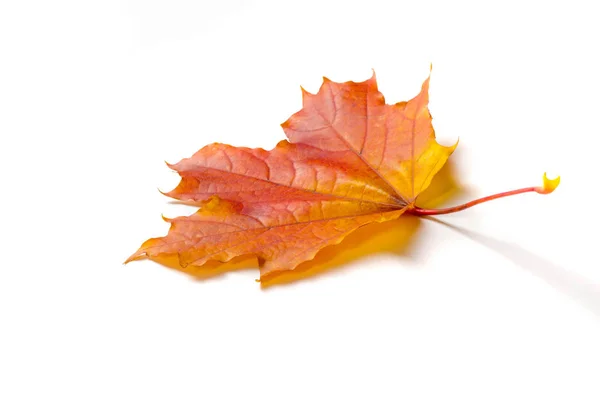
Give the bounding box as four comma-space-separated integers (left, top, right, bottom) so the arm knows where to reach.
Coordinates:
1, 1, 599, 398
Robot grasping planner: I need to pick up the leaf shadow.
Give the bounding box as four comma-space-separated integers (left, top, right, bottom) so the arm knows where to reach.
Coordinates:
145, 159, 469, 286
430, 218, 600, 320
259, 215, 422, 288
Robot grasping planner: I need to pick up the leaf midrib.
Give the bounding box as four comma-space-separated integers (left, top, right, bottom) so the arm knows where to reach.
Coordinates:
177, 165, 404, 208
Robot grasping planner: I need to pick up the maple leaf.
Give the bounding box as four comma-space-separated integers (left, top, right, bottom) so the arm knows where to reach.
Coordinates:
126, 70, 559, 279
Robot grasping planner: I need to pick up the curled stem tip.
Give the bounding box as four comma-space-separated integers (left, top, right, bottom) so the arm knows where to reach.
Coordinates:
534, 172, 560, 194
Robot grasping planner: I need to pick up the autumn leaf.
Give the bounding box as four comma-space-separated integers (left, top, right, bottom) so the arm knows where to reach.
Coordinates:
126, 70, 559, 279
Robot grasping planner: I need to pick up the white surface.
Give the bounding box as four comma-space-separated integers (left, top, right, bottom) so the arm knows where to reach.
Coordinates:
1, 1, 599, 398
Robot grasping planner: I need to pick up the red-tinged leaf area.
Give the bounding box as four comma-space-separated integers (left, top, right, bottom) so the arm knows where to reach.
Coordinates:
127, 69, 558, 281
282, 73, 456, 202
126, 196, 404, 277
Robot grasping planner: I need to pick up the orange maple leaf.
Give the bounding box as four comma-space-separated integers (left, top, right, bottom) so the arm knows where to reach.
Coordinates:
126, 70, 559, 279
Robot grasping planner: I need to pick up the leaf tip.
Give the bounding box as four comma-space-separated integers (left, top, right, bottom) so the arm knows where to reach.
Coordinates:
300, 85, 314, 103
535, 172, 560, 194
124, 251, 144, 264
447, 136, 460, 153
